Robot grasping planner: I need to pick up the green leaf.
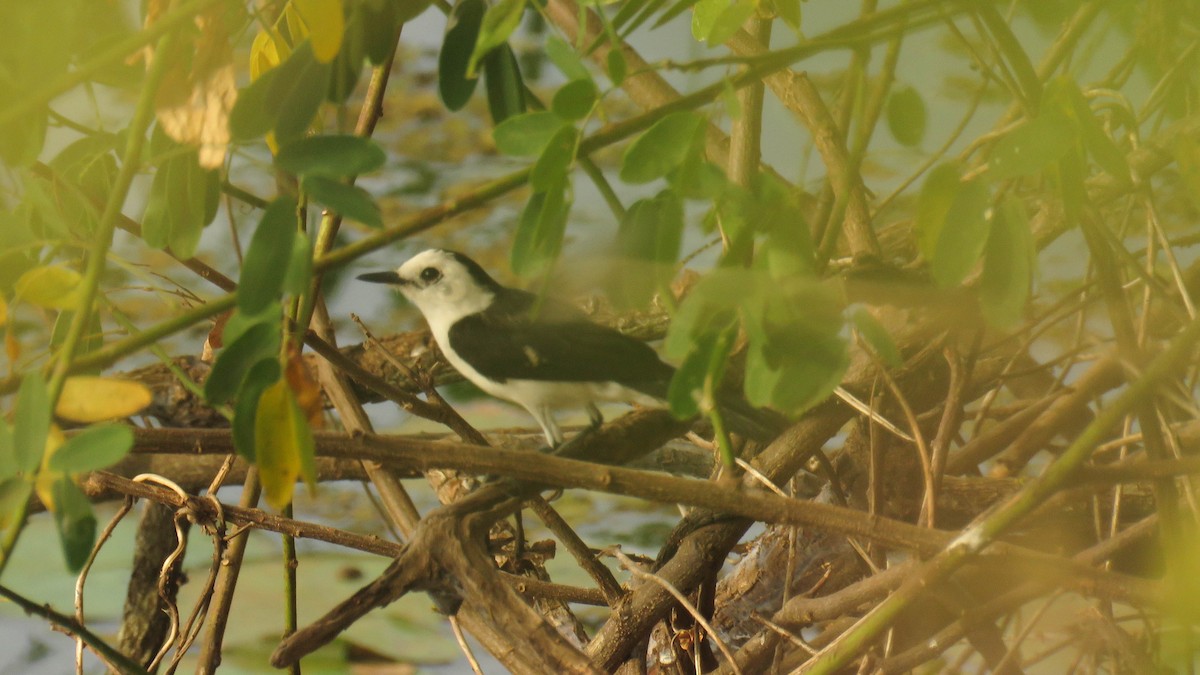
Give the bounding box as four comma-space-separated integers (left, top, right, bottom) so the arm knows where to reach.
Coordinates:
988, 109, 1075, 180
850, 307, 902, 368
239, 197, 300, 315
48, 424, 133, 473
930, 176, 991, 288
0, 421, 15, 480
205, 321, 283, 405
706, 0, 756, 44
276, 135, 386, 178
439, 0, 485, 111
511, 182, 569, 277
482, 44, 526, 124
232, 359, 282, 462
466, 0, 525, 78
327, 6, 366, 103
552, 79, 597, 121
774, 0, 801, 31
362, 0, 399, 65
141, 159, 173, 250
980, 197, 1034, 327
691, 0, 724, 42
613, 190, 683, 307
915, 162, 962, 265
530, 126, 579, 192
13, 374, 50, 475
302, 176, 383, 228
545, 35, 590, 82
52, 477, 96, 572
0, 479, 33, 530
395, 0, 436, 22
229, 66, 283, 142
887, 85, 927, 147
493, 112, 565, 157
168, 151, 210, 259
607, 49, 626, 86
1058, 78, 1130, 183
743, 288, 848, 415
620, 111, 706, 184
223, 303, 281, 347
667, 329, 731, 419
272, 42, 334, 144
284, 232, 314, 296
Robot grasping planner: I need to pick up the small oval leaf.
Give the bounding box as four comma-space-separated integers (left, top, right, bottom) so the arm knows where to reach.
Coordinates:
493, 112, 565, 157
439, 0, 485, 111
620, 111, 706, 184
552, 79, 597, 121
56, 377, 152, 423
302, 176, 383, 228
14, 265, 81, 310
530, 126, 579, 192
49, 424, 134, 473
276, 135, 386, 178
887, 85, 927, 147
239, 197, 300, 314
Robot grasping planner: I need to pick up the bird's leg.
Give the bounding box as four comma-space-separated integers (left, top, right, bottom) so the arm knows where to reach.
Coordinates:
549, 404, 605, 457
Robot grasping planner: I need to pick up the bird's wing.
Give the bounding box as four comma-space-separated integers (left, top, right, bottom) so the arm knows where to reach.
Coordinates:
447, 288, 673, 390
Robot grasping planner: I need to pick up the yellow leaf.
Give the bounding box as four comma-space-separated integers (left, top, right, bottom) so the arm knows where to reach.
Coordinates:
255, 379, 317, 510
0, 294, 6, 326
55, 377, 153, 423
291, 0, 344, 63
14, 266, 82, 310
34, 425, 65, 509
250, 29, 285, 80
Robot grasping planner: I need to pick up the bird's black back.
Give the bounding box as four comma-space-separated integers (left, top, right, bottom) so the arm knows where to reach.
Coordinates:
447, 287, 675, 394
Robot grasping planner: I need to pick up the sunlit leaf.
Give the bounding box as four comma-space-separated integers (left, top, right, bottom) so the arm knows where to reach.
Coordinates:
691, 0, 724, 42
291, 0, 345, 62
302, 176, 383, 228
56, 377, 152, 423
276, 135, 386, 177
439, 0, 485, 111
620, 111, 706, 184
774, 0, 801, 31
152, 5, 237, 169
14, 265, 81, 310
887, 85, 926, 147
0, 294, 7, 327
48, 424, 133, 473
239, 197, 300, 314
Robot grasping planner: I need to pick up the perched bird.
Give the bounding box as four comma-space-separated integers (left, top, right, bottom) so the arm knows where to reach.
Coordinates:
358, 249, 785, 447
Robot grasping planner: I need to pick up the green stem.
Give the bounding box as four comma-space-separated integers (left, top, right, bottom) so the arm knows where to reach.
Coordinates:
797, 310, 1200, 674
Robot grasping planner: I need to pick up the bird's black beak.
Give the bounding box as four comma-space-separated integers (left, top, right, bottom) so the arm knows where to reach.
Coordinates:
357, 271, 406, 285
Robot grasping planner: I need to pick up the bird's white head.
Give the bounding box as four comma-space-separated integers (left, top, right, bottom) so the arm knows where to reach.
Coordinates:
358, 249, 501, 331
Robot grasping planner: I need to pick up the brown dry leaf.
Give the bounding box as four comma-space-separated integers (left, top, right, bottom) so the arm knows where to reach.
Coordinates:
284, 344, 324, 429
150, 5, 240, 169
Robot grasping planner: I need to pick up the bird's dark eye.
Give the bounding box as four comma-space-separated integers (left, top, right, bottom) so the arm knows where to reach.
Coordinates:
419, 267, 442, 283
